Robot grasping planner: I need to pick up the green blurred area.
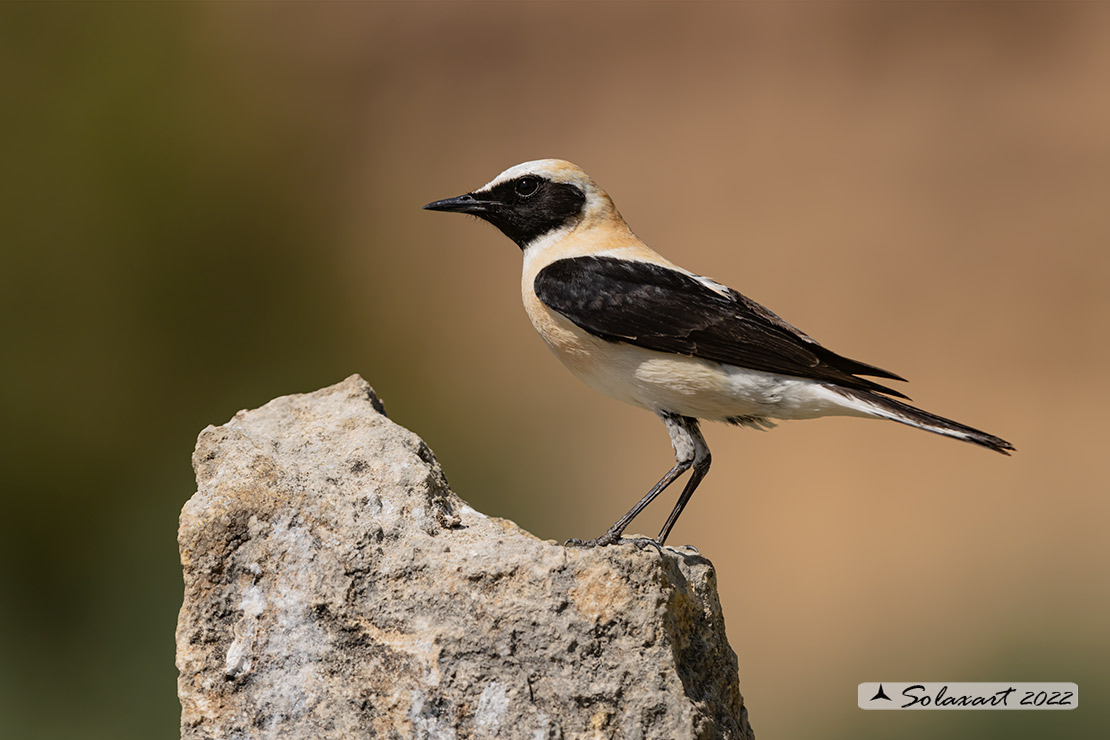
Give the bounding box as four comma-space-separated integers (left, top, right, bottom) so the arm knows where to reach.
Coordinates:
1, 6, 351, 738
2, 3, 1107, 739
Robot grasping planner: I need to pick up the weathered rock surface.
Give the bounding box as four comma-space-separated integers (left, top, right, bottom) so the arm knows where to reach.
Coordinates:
176, 375, 753, 740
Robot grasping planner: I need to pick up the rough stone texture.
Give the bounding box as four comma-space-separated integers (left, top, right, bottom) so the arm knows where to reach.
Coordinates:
176, 375, 753, 740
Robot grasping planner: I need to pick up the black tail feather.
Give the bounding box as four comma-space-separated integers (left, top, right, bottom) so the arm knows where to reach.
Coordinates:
840, 389, 1015, 455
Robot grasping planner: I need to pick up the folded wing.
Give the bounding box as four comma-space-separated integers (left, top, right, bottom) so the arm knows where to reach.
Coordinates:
534, 256, 910, 399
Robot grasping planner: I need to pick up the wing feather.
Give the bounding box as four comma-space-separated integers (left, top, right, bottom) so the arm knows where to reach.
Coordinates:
534, 256, 909, 399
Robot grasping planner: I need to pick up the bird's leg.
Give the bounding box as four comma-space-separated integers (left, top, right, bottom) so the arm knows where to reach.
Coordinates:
655, 423, 710, 545
566, 461, 690, 548
566, 414, 702, 548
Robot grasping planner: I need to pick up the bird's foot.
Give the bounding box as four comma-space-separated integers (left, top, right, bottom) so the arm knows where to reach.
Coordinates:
564, 529, 625, 548
564, 532, 670, 550
629, 536, 666, 552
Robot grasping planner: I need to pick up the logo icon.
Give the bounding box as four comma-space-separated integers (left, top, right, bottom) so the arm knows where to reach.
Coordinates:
870, 684, 892, 702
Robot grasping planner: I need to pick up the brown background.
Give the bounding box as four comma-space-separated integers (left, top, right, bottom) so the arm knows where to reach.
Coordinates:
1, 3, 1106, 738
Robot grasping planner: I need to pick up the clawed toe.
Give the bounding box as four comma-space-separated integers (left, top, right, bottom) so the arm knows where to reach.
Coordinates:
563, 531, 623, 548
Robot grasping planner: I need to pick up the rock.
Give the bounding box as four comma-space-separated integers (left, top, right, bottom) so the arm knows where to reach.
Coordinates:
176, 374, 754, 740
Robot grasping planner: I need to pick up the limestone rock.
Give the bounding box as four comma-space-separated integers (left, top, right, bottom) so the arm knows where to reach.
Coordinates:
176, 375, 753, 740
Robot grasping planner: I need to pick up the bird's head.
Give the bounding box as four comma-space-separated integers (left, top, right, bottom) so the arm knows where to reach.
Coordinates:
424, 159, 619, 249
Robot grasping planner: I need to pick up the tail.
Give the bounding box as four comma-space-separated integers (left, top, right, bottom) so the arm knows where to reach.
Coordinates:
833, 388, 1015, 455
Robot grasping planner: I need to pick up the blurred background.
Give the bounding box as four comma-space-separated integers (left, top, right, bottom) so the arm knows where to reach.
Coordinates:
2, 2, 1107, 738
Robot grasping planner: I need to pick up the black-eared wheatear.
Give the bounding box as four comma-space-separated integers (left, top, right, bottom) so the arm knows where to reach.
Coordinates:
425, 159, 1013, 547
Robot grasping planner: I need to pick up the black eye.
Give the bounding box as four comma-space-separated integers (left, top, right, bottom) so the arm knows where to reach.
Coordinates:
514, 177, 540, 197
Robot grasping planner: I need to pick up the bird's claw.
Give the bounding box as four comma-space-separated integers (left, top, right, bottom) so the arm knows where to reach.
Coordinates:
564, 531, 623, 548
564, 533, 667, 550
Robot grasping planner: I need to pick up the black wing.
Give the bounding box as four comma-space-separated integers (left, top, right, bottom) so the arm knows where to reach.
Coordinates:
534, 256, 909, 398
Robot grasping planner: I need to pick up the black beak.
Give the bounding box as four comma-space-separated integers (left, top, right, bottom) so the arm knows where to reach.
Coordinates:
423, 193, 487, 214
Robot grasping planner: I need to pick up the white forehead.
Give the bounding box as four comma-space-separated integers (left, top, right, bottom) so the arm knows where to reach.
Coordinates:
479, 159, 595, 192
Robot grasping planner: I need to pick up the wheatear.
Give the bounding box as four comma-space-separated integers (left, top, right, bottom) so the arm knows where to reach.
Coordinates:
425, 159, 1013, 547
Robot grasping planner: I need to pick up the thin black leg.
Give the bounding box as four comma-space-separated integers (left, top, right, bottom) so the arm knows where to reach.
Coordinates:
567, 414, 709, 548
566, 459, 691, 547
655, 452, 711, 545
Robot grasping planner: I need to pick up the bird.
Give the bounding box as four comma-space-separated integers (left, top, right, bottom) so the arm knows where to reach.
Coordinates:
424, 159, 1014, 547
